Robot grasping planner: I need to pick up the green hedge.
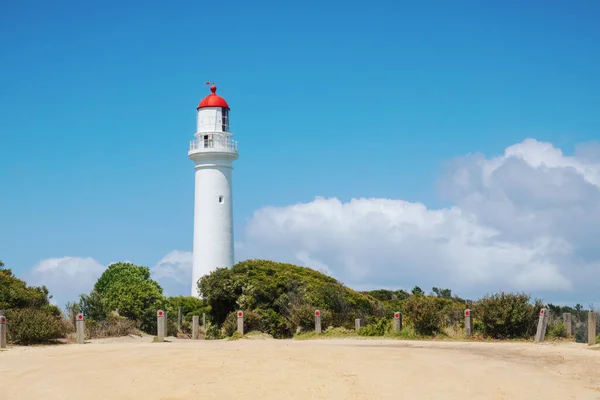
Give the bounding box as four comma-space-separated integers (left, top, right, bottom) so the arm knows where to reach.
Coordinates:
5, 308, 68, 344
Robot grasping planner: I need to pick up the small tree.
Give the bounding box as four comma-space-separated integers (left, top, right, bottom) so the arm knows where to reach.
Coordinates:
92, 262, 164, 332
404, 295, 443, 335
411, 286, 424, 296
473, 292, 542, 339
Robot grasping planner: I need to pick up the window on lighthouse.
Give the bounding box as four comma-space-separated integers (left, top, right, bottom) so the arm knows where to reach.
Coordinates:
221, 108, 229, 132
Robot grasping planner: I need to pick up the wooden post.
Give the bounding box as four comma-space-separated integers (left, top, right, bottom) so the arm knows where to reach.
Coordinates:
0, 315, 7, 349
464, 309, 473, 338
237, 311, 244, 335
76, 313, 85, 344
177, 307, 182, 331
202, 313, 206, 330
535, 308, 549, 343
157, 310, 165, 342
315, 310, 322, 334
588, 311, 597, 346
563, 313, 572, 337
192, 316, 199, 340
393, 312, 402, 331
355, 318, 362, 331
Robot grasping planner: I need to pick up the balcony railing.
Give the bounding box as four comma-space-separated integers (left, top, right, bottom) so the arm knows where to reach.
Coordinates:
189, 134, 238, 153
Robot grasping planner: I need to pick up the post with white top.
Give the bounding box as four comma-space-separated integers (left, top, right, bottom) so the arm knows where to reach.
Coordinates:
192, 315, 199, 340
393, 312, 402, 331
588, 311, 597, 346
464, 309, 473, 338
76, 313, 85, 344
315, 310, 322, 334
0, 315, 7, 349
237, 311, 244, 335
189, 83, 239, 297
535, 308, 549, 343
157, 310, 165, 342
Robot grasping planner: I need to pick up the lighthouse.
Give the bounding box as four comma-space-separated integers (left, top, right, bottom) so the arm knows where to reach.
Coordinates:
189, 84, 238, 297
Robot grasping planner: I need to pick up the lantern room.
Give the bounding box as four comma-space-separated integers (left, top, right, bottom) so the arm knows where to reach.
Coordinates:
196, 85, 230, 133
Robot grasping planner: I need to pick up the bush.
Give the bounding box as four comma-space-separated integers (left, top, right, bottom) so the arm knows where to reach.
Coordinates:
358, 317, 391, 337
5, 308, 67, 344
198, 260, 378, 335
205, 323, 223, 340
92, 262, 164, 332
473, 292, 541, 339
288, 303, 333, 334
546, 319, 566, 339
0, 268, 53, 310
222, 310, 262, 336
84, 314, 140, 339
403, 295, 443, 335
255, 308, 288, 338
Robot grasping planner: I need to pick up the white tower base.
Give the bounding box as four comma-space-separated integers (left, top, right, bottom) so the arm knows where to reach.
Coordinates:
189, 139, 238, 297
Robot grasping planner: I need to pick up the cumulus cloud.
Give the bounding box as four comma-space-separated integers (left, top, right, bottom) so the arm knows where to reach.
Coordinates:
150, 250, 193, 297
27, 257, 106, 307
26, 252, 194, 309
237, 139, 600, 304
24, 139, 600, 306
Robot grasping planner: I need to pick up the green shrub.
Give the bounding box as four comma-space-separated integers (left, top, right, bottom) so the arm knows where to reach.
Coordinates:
79, 291, 107, 322
198, 260, 378, 335
403, 295, 443, 335
222, 309, 262, 336
205, 323, 223, 340
546, 319, 566, 339
473, 319, 485, 335
0, 268, 53, 310
255, 308, 289, 338
287, 303, 333, 334
473, 292, 541, 339
358, 317, 391, 337
439, 300, 466, 327
92, 262, 164, 333
5, 308, 67, 344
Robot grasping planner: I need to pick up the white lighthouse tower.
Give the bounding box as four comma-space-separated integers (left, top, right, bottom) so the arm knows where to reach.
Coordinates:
188, 83, 238, 297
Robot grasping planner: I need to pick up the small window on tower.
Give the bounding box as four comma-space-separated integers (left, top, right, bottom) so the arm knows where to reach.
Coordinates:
218, 195, 224, 204
222, 108, 229, 132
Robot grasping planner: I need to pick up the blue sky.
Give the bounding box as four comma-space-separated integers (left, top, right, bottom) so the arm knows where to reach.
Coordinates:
1, 1, 600, 307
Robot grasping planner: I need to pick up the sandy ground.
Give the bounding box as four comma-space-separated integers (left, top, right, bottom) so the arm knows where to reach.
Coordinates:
1, 336, 600, 400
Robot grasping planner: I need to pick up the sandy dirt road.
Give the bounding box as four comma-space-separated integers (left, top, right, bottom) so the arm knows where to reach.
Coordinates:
1, 337, 600, 400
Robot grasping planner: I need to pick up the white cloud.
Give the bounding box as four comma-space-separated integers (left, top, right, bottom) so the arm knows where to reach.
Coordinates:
150, 250, 192, 297
27, 257, 106, 308
24, 139, 600, 306
237, 139, 600, 304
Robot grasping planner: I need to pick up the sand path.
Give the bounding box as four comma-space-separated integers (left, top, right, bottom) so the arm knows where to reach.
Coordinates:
1, 337, 600, 399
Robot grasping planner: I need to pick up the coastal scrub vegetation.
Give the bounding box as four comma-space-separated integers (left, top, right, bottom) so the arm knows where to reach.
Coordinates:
1, 258, 597, 345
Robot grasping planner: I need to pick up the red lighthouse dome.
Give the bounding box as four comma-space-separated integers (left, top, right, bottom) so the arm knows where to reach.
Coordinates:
197, 85, 229, 110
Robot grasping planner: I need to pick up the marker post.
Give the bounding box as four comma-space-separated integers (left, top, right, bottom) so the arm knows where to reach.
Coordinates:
315, 310, 322, 334
237, 311, 244, 335
76, 313, 85, 344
